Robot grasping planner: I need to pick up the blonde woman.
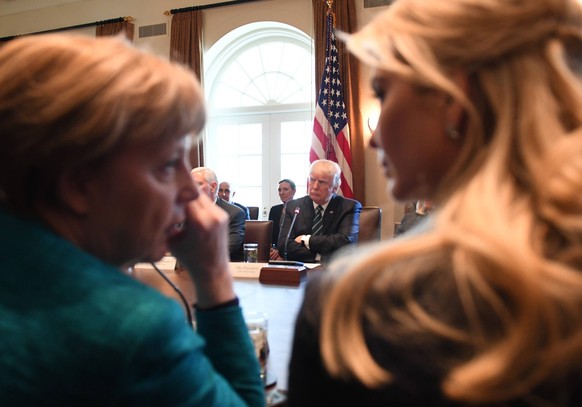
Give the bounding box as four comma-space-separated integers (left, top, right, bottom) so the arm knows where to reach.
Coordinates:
0, 35, 264, 405
288, 0, 582, 405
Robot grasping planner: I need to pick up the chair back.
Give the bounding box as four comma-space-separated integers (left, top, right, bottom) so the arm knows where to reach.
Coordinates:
247, 206, 260, 220
359, 206, 382, 242
243, 220, 273, 262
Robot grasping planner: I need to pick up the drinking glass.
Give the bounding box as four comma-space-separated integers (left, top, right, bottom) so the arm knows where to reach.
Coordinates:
245, 311, 269, 384
244, 243, 259, 263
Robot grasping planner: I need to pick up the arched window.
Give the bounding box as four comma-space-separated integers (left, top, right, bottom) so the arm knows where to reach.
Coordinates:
204, 22, 314, 217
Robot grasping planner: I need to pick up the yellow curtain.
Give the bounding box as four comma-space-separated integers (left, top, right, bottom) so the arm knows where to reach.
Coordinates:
170, 10, 204, 168
312, 0, 364, 204
96, 21, 135, 41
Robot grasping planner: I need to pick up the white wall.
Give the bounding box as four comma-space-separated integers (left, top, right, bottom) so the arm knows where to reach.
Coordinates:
0, 0, 401, 239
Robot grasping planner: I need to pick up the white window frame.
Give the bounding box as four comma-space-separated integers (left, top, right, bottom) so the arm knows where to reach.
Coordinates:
203, 22, 315, 217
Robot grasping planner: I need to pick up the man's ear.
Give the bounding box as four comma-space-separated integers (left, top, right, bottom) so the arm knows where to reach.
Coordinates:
56, 168, 92, 216
210, 181, 218, 195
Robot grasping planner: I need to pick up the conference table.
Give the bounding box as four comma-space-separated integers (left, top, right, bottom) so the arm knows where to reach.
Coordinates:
132, 259, 319, 394
234, 278, 304, 390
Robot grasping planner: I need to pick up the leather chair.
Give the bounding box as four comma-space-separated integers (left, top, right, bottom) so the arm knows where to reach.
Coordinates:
359, 206, 382, 242
247, 206, 259, 220
243, 220, 273, 262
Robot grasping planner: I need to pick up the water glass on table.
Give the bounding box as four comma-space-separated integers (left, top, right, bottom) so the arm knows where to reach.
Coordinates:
244, 311, 269, 384
244, 243, 259, 263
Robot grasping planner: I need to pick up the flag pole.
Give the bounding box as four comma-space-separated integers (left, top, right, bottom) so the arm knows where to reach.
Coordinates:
324, 0, 334, 160
310, 0, 354, 197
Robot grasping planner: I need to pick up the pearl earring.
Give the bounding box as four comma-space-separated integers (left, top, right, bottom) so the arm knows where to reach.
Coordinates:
446, 126, 460, 140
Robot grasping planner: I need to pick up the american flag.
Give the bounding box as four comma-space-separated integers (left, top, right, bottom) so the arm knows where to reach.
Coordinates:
310, 9, 353, 198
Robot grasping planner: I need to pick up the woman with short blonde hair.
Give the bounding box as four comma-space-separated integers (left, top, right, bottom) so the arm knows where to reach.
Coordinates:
0, 35, 263, 405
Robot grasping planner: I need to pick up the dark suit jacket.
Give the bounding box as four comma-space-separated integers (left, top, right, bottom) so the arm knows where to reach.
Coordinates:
232, 201, 250, 220
288, 271, 582, 406
268, 203, 285, 245
288, 275, 447, 407
395, 212, 429, 237
216, 198, 246, 261
277, 195, 361, 263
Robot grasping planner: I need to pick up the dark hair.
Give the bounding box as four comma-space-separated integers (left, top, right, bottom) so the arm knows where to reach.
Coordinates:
279, 179, 296, 190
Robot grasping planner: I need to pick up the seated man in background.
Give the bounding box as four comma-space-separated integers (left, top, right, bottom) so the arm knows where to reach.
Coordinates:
394, 200, 435, 237
218, 181, 250, 220
278, 160, 361, 263
192, 168, 245, 261
269, 178, 297, 260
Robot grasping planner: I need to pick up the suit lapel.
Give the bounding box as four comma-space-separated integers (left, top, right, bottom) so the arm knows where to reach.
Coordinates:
303, 196, 315, 228
322, 195, 338, 233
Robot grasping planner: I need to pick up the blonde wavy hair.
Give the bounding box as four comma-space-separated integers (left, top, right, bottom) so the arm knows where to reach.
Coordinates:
0, 34, 205, 213
321, 0, 582, 404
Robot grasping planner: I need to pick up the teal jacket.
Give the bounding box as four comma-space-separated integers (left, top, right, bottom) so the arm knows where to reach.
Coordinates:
0, 208, 265, 406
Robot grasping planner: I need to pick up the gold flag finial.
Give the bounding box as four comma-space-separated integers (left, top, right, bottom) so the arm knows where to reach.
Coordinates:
326, 0, 333, 9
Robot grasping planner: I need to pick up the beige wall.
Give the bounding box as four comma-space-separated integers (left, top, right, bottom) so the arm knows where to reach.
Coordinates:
0, 0, 401, 239
0, 0, 313, 55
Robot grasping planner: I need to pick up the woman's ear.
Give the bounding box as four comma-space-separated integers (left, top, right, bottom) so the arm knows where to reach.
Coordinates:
445, 70, 470, 137
56, 168, 92, 216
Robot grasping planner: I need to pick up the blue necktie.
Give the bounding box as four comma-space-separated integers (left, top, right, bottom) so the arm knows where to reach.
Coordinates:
312, 205, 323, 236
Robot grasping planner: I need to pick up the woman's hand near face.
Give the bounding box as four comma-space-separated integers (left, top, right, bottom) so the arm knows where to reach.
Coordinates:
168, 193, 236, 308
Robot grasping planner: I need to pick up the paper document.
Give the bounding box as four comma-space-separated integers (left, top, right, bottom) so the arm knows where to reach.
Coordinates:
229, 262, 269, 279
134, 256, 177, 272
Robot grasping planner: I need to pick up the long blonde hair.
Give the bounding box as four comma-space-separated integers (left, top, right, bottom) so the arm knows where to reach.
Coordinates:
321, 0, 582, 403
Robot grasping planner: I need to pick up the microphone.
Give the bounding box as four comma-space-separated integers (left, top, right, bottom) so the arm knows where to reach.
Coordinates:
284, 207, 300, 260
150, 262, 194, 329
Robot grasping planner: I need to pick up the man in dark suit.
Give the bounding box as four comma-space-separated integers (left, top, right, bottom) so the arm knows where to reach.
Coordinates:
191, 167, 245, 261
218, 181, 250, 220
277, 160, 361, 263
268, 178, 297, 260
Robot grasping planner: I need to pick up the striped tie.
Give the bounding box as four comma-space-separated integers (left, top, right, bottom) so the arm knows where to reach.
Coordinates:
312, 205, 324, 236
